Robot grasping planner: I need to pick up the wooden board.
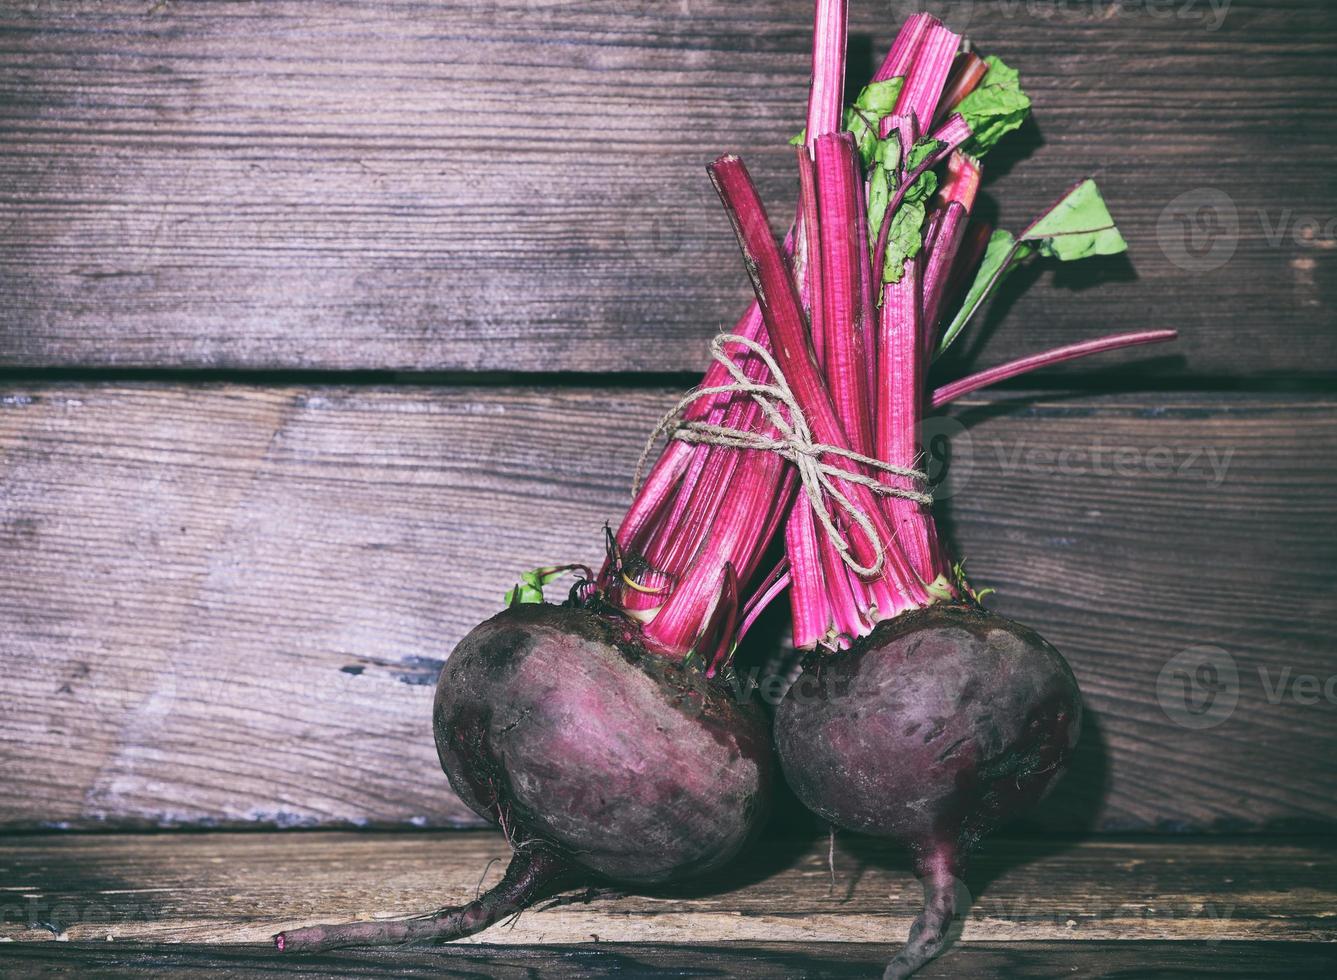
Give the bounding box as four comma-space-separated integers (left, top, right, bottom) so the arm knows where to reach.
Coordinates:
4, 941, 1337, 980
2, 0, 1334, 377
1, 385, 1334, 832
0, 833, 1333, 946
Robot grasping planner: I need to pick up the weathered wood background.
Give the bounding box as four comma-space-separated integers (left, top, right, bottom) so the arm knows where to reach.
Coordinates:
2, 833, 1332, 944
2, 388, 1334, 832
1, 0, 1334, 377
1, 0, 1335, 844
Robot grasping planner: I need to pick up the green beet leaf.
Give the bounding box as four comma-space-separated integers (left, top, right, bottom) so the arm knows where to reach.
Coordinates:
879, 137, 943, 284
503, 566, 568, 606
1022, 178, 1128, 260
936, 230, 1032, 357
954, 55, 1031, 157
937, 179, 1127, 357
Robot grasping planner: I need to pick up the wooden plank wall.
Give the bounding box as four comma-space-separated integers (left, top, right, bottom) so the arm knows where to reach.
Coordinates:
1, 0, 1335, 834
1, 0, 1333, 377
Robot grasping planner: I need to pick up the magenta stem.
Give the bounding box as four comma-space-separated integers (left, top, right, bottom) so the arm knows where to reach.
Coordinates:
785, 505, 832, 650
805, 0, 848, 143
876, 263, 943, 588
643, 442, 789, 655
892, 22, 961, 128
930, 330, 1181, 408
937, 51, 988, 125
874, 12, 936, 82
921, 153, 982, 343
617, 439, 692, 558
814, 132, 876, 457
797, 148, 826, 362
710, 155, 925, 596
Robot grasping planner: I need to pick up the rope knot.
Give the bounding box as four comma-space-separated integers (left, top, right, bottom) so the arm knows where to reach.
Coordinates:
634, 333, 932, 579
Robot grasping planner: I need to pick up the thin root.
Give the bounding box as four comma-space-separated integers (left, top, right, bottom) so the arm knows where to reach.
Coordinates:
274, 847, 569, 953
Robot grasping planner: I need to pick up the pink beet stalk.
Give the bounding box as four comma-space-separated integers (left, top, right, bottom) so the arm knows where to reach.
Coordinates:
708, 153, 924, 596
893, 22, 962, 128
616, 335, 798, 654
874, 12, 936, 82
618, 325, 782, 617
616, 439, 692, 560
643, 443, 789, 655
877, 263, 944, 587
937, 50, 988, 123
931, 330, 1180, 408
786, 505, 833, 650
796, 149, 827, 358
922, 152, 982, 342
822, 537, 869, 647
814, 132, 876, 456
681, 302, 767, 423
806, 0, 848, 143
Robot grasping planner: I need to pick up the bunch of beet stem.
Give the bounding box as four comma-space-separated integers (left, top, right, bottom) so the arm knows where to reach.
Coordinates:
715, 2, 1173, 651
709, 4, 1176, 979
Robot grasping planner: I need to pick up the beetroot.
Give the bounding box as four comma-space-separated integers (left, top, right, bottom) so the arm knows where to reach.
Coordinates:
276, 602, 772, 952
774, 604, 1081, 978
436, 603, 772, 883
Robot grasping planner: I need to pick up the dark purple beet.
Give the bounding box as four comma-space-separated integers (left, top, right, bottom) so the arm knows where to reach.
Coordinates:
435, 602, 773, 882
276, 602, 772, 952
773, 603, 1081, 979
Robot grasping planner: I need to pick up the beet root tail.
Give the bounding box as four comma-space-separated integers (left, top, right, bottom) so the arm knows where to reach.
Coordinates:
883, 847, 964, 980
274, 846, 569, 953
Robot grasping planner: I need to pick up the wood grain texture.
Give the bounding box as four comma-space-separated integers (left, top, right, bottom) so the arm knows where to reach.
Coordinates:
1, 0, 1334, 376
0, 833, 1332, 946
0, 385, 1334, 831
5, 942, 1337, 980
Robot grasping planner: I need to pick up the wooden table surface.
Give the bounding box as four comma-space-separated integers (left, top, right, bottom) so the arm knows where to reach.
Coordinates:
1, 832, 1334, 976
2, 0, 1335, 977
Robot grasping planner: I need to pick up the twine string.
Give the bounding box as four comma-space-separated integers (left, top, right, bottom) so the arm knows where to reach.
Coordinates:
633, 333, 932, 579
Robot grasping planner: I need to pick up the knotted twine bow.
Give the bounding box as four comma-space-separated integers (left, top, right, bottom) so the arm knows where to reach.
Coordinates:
633, 333, 932, 579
